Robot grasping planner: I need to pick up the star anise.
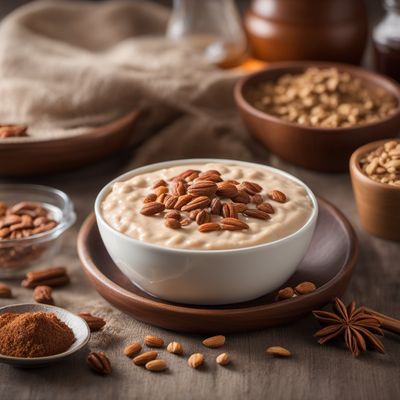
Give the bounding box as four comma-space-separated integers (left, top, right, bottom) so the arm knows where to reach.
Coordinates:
313, 298, 385, 357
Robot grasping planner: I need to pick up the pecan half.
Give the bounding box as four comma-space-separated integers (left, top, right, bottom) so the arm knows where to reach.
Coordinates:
243, 209, 270, 220
268, 190, 287, 203
220, 217, 249, 231
174, 194, 193, 210
164, 195, 179, 209
181, 196, 211, 212
257, 202, 275, 214
187, 181, 218, 197
33, 285, 54, 305
165, 210, 181, 220
152, 179, 167, 189
251, 194, 264, 205
165, 218, 181, 229
222, 203, 238, 219
189, 209, 202, 220
216, 182, 239, 198
233, 203, 247, 213
154, 186, 169, 197
239, 181, 263, 195
195, 209, 211, 225
78, 312, 106, 332
22, 266, 70, 288
87, 352, 112, 375
171, 169, 200, 182
232, 190, 251, 204
198, 222, 221, 233
172, 180, 187, 196
140, 202, 165, 216
210, 198, 222, 215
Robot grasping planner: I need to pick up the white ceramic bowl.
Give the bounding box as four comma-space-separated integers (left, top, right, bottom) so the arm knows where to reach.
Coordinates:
95, 159, 318, 305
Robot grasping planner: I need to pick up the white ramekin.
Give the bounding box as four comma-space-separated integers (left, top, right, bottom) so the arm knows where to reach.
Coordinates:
95, 159, 318, 305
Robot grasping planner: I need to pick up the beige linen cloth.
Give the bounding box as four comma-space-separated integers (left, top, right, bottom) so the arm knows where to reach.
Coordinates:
0, 0, 257, 163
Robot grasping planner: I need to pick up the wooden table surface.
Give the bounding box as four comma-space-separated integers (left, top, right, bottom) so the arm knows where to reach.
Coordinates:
1, 146, 399, 400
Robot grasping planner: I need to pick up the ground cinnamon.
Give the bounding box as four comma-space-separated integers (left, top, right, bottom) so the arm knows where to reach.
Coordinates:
0, 312, 75, 358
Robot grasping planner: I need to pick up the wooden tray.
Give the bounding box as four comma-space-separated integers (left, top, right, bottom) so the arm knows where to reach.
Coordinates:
0, 110, 140, 177
77, 197, 358, 333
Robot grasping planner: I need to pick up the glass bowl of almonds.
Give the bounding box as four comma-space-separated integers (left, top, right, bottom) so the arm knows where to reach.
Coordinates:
0, 185, 76, 277
235, 62, 400, 172
350, 139, 400, 241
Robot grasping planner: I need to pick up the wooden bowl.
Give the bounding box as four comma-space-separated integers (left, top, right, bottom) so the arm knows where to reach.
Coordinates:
234, 62, 400, 172
0, 110, 139, 177
77, 197, 358, 333
350, 139, 400, 241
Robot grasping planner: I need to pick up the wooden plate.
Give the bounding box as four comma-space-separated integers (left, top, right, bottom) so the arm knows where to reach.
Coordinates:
77, 197, 358, 333
0, 110, 140, 177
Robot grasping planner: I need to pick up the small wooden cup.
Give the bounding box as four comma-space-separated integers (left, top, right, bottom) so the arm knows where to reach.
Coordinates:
350, 139, 400, 241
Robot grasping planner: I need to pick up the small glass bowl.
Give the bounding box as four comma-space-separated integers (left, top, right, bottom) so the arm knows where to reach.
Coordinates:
0, 184, 76, 278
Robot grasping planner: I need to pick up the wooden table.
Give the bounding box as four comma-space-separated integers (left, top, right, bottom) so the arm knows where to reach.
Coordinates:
1, 145, 399, 400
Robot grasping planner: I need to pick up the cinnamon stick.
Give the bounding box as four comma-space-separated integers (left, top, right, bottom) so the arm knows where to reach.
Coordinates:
361, 307, 400, 336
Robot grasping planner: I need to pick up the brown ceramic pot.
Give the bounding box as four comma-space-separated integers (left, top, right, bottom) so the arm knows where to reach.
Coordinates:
234, 62, 400, 172
350, 139, 400, 241
244, 0, 368, 64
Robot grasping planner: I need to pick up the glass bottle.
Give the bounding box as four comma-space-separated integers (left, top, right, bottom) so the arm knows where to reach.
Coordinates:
166, 0, 247, 68
373, 0, 400, 82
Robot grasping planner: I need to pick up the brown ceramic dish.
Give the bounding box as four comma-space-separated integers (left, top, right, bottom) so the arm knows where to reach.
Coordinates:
0, 110, 139, 177
234, 62, 400, 172
77, 198, 358, 333
350, 139, 400, 241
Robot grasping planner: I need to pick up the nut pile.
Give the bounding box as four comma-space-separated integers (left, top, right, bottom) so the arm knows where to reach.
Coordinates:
248, 67, 398, 128
359, 140, 400, 186
0, 202, 59, 271
0, 124, 28, 139
140, 169, 287, 232
0, 201, 58, 240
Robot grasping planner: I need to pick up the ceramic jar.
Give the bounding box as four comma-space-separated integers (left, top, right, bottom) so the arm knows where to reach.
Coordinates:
244, 0, 368, 64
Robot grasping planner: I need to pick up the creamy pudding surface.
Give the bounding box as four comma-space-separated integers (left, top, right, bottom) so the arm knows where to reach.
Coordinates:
101, 163, 314, 250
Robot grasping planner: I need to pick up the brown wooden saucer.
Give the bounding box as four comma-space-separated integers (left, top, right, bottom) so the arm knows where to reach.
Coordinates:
0, 110, 140, 177
77, 197, 358, 333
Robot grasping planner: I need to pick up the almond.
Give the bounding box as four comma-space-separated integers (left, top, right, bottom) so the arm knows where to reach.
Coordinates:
164, 195, 179, 209
133, 351, 158, 365
196, 209, 211, 225
222, 203, 238, 219
189, 209, 202, 220
198, 222, 221, 233
144, 193, 157, 203
140, 202, 165, 216
216, 182, 238, 198
78, 312, 106, 332
220, 217, 249, 231
251, 194, 264, 205
202, 335, 226, 348
144, 335, 164, 348
174, 194, 193, 210
123, 342, 142, 358
0, 283, 12, 298
153, 179, 167, 189
181, 196, 211, 212
167, 341, 183, 355
268, 190, 287, 203
243, 209, 270, 220
275, 287, 295, 301
188, 353, 205, 369
145, 359, 167, 372
156, 193, 168, 203
165, 218, 181, 229
232, 190, 251, 204
294, 281, 316, 295
171, 169, 200, 182
239, 181, 263, 195
266, 346, 291, 357
188, 180, 218, 197
216, 352, 230, 366
154, 186, 169, 197
257, 202, 275, 214
165, 210, 181, 220
198, 170, 222, 182
210, 198, 222, 215
172, 180, 187, 196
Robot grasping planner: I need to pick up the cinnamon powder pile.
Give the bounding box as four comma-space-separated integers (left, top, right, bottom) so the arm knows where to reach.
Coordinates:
0, 312, 75, 358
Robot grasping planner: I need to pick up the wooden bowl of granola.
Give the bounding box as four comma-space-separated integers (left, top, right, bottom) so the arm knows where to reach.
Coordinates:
234, 62, 400, 172
350, 139, 400, 241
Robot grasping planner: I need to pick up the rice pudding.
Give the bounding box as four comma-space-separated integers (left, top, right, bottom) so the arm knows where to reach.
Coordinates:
101, 162, 313, 250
